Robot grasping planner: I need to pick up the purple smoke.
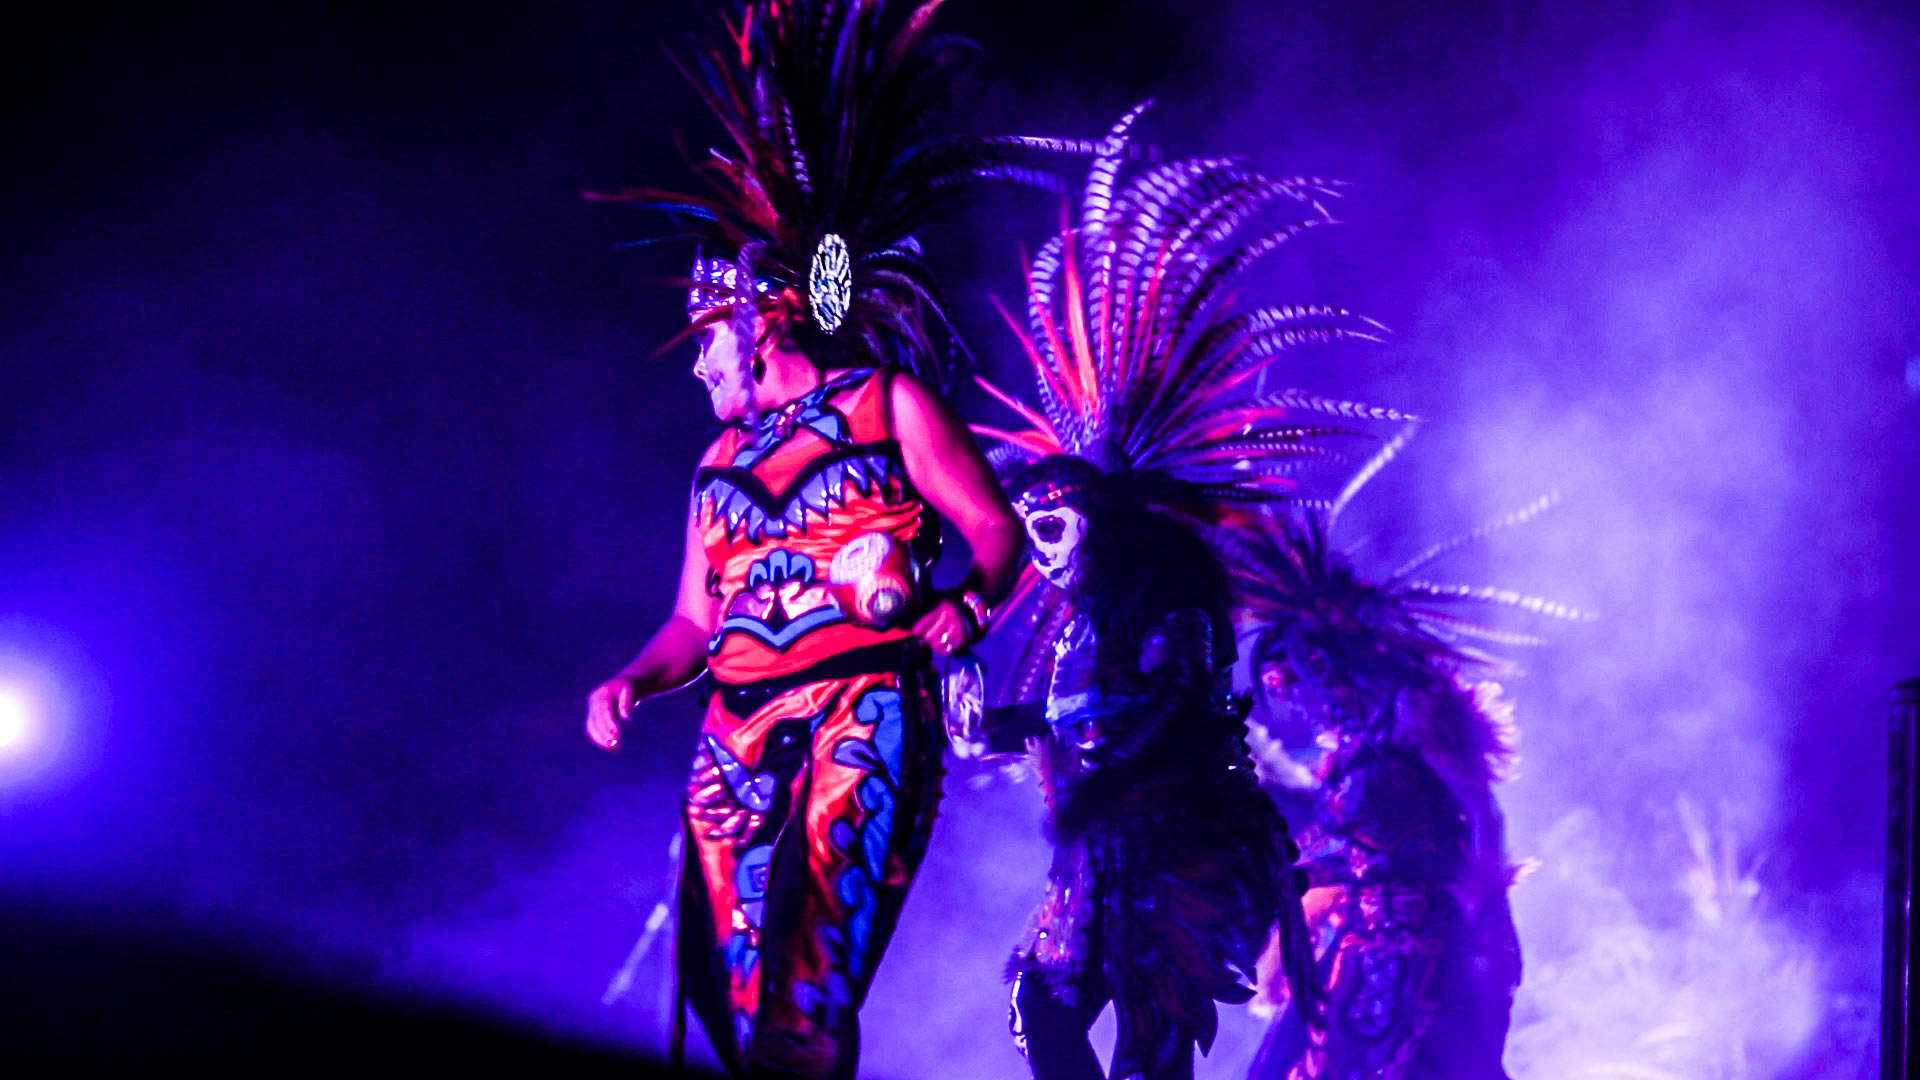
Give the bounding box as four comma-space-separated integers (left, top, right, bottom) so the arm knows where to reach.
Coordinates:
2, 1, 1914, 1075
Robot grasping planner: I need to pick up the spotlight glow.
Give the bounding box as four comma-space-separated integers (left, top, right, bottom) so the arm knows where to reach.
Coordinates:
0, 620, 102, 794
0, 687, 32, 754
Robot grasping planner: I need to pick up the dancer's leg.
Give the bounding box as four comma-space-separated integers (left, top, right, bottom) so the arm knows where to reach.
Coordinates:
1011, 973, 1105, 1080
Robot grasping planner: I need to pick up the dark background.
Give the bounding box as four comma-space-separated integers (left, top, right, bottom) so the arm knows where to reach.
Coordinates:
4, 1, 1916, 1074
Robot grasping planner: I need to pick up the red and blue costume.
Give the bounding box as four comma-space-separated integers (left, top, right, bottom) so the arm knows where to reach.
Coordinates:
680, 368, 944, 1078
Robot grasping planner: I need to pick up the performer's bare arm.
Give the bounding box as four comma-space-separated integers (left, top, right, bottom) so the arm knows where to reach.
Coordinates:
890, 371, 1024, 655
585, 443, 725, 750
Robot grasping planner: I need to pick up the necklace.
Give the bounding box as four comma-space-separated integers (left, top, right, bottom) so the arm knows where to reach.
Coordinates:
757, 367, 829, 440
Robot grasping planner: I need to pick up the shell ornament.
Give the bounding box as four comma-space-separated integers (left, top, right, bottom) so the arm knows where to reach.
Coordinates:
808, 232, 852, 333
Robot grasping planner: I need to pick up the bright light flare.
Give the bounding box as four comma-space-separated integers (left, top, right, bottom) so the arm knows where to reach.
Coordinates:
0, 620, 103, 795
0, 686, 34, 754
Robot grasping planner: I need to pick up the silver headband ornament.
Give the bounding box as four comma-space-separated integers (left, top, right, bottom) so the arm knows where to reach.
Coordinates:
808, 233, 851, 333
687, 255, 773, 315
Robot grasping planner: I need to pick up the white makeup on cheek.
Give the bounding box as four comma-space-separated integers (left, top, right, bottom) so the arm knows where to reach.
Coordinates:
1023, 506, 1087, 585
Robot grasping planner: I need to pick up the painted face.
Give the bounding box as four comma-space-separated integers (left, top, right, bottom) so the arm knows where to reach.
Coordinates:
690, 312, 756, 422
1257, 661, 1321, 749
1021, 504, 1087, 589
1261, 646, 1368, 753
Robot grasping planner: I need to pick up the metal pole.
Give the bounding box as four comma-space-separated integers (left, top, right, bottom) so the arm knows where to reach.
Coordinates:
603, 832, 683, 1010
1885, 677, 1918, 1080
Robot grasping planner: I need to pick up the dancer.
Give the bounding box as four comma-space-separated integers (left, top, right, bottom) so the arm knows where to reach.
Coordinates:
581, 3, 1050, 1075
1228, 431, 1585, 1080
966, 105, 1394, 1080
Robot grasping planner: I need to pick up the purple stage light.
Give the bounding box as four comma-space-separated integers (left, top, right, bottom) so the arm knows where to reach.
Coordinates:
0, 663, 64, 789
0, 686, 35, 755
0, 623, 103, 798
0, 677, 62, 813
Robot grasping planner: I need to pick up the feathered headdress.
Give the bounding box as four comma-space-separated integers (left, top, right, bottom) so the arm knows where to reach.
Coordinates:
972, 103, 1412, 706
972, 102, 1408, 511
1219, 424, 1592, 762
588, 0, 1089, 383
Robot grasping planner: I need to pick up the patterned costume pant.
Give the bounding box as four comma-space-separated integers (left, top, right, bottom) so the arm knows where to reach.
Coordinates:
678, 666, 942, 1079
1011, 761, 1285, 1080
1248, 887, 1518, 1080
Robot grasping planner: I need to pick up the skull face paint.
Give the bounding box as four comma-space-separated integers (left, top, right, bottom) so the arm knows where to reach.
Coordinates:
1022, 505, 1088, 589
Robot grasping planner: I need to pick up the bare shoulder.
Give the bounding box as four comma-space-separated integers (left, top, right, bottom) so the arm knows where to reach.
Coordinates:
883, 367, 936, 399
884, 368, 953, 427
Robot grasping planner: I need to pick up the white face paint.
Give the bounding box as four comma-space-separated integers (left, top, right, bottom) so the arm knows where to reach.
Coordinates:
1022, 505, 1088, 589
691, 315, 757, 422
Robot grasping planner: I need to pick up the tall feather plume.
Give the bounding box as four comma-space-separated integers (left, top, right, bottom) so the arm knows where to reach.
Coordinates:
589, 0, 1091, 382
971, 104, 1391, 521
1389, 491, 1565, 582
1328, 419, 1420, 528
1400, 582, 1595, 623
1227, 512, 1538, 789
1232, 443, 1590, 705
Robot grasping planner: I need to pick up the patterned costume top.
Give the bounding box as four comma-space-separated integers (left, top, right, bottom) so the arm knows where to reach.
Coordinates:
1040, 609, 1236, 771
696, 367, 936, 685
678, 363, 948, 1079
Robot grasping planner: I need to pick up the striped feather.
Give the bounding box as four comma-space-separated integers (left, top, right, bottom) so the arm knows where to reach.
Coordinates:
1400, 582, 1596, 622
1329, 420, 1420, 527
1389, 492, 1564, 581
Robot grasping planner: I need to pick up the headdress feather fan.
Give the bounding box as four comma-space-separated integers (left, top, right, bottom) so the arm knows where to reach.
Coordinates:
1220, 428, 1593, 781
588, 0, 1088, 382
974, 103, 1399, 518
977, 105, 1407, 713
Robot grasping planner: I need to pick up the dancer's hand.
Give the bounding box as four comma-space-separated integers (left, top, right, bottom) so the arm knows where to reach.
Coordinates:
911, 597, 971, 657
1026, 735, 1067, 796
586, 672, 643, 751
1248, 931, 1291, 1018
1025, 735, 1051, 783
